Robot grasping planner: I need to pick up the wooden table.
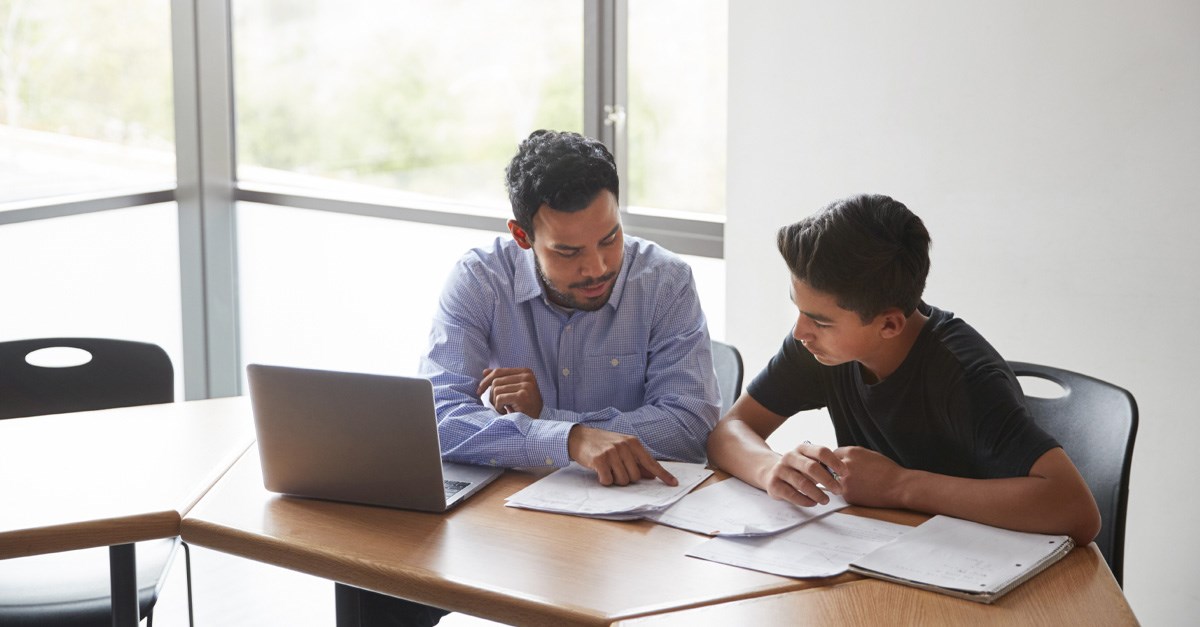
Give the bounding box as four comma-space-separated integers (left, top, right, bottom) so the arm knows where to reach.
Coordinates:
180, 447, 1137, 626
182, 448, 846, 626
0, 397, 256, 626
612, 542, 1138, 626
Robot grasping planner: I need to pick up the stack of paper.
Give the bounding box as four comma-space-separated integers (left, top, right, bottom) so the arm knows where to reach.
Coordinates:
647, 477, 848, 536
687, 512, 911, 578
505, 461, 713, 519
848, 515, 1075, 603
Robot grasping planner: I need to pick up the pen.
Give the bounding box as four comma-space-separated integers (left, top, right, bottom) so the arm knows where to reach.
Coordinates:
803, 440, 841, 482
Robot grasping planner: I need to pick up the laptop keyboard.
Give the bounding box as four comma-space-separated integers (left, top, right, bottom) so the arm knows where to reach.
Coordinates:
444, 479, 470, 499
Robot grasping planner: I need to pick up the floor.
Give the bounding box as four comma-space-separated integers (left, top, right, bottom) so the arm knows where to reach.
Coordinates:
151, 544, 499, 627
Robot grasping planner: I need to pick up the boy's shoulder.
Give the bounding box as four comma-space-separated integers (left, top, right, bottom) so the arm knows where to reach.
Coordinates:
915, 304, 1012, 384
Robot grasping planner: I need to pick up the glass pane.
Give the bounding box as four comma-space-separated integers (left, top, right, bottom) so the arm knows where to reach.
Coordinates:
0, 205, 184, 397
238, 203, 726, 378
680, 253, 726, 341
627, 0, 728, 217
233, 0, 584, 213
0, 1, 175, 204
237, 203, 501, 379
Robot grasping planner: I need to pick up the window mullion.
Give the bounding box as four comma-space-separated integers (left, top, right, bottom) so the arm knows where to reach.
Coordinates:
583, 0, 627, 202
171, 0, 241, 400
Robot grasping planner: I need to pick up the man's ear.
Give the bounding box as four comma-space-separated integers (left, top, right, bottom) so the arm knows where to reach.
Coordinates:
507, 219, 533, 250
877, 308, 908, 340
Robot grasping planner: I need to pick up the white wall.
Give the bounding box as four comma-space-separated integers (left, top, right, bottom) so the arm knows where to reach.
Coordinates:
727, 1, 1200, 623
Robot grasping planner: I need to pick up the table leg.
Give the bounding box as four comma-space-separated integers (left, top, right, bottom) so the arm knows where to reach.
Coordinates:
334, 584, 449, 627
335, 583, 363, 627
109, 543, 139, 627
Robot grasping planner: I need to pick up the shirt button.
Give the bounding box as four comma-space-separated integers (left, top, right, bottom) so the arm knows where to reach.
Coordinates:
562, 368, 570, 376
489, 459, 498, 466
610, 358, 619, 366
545, 457, 554, 465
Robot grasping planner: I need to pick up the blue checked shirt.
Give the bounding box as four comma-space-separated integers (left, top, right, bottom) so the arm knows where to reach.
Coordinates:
419, 235, 720, 468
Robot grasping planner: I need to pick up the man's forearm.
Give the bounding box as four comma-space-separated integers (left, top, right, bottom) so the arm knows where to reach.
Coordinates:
437, 407, 574, 468
549, 402, 713, 463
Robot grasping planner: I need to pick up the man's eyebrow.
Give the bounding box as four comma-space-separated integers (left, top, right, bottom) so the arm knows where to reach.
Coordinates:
599, 223, 621, 242
550, 224, 621, 251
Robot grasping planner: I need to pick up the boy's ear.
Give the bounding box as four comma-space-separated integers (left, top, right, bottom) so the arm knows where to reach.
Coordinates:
507, 220, 533, 250
877, 308, 908, 339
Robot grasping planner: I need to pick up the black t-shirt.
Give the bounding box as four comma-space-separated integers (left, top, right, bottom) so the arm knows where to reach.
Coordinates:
746, 304, 1057, 479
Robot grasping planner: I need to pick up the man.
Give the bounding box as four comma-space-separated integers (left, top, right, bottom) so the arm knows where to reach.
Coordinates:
421, 128, 720, 485
707, 194, 1100, 545
359, 130, 719, 626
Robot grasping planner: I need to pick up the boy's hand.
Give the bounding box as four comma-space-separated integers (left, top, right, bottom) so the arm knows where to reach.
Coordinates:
834, 445, 907, 508
761, 441, 848, 507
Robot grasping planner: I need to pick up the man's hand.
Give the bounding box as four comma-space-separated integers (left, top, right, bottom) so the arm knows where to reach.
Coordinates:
760, 441, 848, 507
477, 367, 544, 418
567, 425, 678, 487
834, 445, 906, 508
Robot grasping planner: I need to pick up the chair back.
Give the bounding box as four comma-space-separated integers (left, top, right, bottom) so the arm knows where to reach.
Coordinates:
712, 340, 744, 416
1009, 361, 1137, 586
0, 338, 177, 624
0, 338, 173, 420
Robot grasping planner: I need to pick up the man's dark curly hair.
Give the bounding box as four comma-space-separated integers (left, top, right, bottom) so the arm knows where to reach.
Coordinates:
777, 194, 931, 322
505, 130, 619, 238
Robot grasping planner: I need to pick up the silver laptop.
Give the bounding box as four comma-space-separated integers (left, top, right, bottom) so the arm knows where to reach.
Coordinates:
246, 364, 503, 512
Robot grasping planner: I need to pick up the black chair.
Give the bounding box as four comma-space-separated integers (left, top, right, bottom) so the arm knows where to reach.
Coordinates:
712, 340, 744, 416
1009, 361, 1138, 586
0, 338, 181, 626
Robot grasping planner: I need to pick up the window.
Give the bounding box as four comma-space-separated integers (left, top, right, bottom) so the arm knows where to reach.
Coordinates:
2, 1, 727, 398
0, 1, 180, 391
233, 0, 583, 212
236, 204, 500, 377
627, 0, 727, 217
237, 205, 725, 380
0, 204, 184, 395
0, 0, 174, 204
232, 0, 727, 224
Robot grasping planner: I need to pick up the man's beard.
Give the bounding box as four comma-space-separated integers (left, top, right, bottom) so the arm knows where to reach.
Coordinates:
534, 253, 620, 312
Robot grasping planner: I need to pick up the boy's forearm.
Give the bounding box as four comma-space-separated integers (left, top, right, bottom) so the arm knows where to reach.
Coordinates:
707, 420, 780, 489
895, 467, 1100, 545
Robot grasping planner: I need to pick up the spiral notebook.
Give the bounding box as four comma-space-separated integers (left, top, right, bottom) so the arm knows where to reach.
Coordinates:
848, 515, 1074, 604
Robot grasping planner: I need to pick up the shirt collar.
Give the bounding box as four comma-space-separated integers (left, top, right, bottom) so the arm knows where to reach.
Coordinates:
512, 239, 634, 313
514, 248, 543, 304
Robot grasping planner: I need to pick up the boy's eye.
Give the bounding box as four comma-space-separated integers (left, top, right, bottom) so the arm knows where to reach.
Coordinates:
556, 250, 580, 258
814, 321, 832, 329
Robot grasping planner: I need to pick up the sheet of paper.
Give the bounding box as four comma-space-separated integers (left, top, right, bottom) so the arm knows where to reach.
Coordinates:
850, 515, 1073, 592
647, 477, 848, 536
687, 512, 910, 578
504, 461, 713, 516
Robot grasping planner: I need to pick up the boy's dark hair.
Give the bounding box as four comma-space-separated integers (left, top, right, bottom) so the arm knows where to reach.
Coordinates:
777, 194, 931, 322
505, 130, 619, 238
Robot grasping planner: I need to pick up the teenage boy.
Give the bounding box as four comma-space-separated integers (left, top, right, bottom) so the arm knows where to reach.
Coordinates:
707, 194, 1100, 545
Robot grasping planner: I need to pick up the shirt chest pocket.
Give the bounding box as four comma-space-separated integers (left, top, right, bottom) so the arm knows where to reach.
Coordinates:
575, 352, 646, 411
